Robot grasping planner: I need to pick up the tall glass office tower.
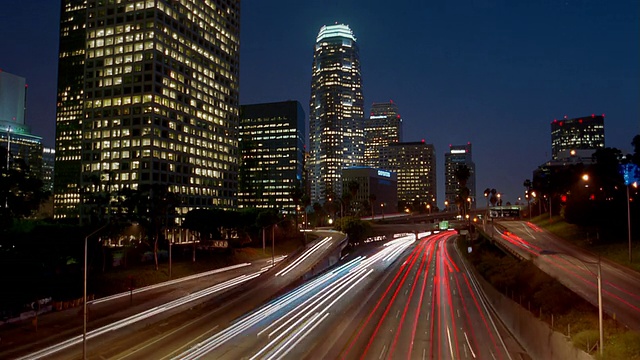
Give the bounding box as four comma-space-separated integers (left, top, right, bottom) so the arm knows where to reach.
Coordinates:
309, 24, 364, 204
364, 101, 402, 168
54, 0, 240, 221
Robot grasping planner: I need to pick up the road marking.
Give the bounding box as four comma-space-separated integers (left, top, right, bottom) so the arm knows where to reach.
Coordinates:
447, 326, 454, 359
464, 331, 476, 358
122, 322, 219, 360
379, 344, 387, 359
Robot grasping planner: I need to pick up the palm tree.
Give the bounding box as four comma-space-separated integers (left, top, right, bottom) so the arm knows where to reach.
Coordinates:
346, 180, 360, 216
368, 193, 377, 218
454, 165, 471, 216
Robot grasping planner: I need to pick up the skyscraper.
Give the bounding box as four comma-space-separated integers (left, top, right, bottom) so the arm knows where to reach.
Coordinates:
380, 140, 436, 211
239, 101, 305, 214
1, 70, 43, 180
54, 0, 240, 221
309, 24, 364, 204
551, 114, 605, 160
444, 143, 476, 209
364, 101, 402, 168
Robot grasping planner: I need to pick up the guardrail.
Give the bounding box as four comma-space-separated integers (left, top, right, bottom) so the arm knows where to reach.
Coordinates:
479, 224, 526, 261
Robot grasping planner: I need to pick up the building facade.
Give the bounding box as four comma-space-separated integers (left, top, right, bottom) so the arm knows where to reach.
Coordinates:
309, 24, 364, 204
364, 100, 402, 168
342, 166, 397, 216
1, 70, 43, 180
444, 143, 476, 210
54, 0, 241, 221
239, 101, 305, 214
551, 115, 605, 160
379, 140, 436, 211
42, 147, 55, 193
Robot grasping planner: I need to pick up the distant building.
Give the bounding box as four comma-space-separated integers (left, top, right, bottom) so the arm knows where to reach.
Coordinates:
444, 143, 476, 209
551, 115, 605, 160
309, 24, 364, 204
342, 167, 397, 215
379, 140, 436, 211
0, 70, 42, 179
54, 0, 241, 221
239, 101, 306, 214
364, 101, 402, 168
42, 147, 55, 193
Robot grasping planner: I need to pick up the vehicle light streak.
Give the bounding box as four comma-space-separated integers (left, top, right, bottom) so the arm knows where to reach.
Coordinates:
359, 237, 431, 359
276, 237, 332, 277
253, 269, 373, 360
177, 234, 416, 359
387, 235, 429, 359
91, 262, 253, 305
455, 242, 512, 360
539, 254, 640, 313
180, 258, 366, 358
17, 270, 266, 360
408, 239, 436, 360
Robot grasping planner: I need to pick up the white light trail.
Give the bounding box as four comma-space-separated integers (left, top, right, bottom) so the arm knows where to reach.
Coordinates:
17, 270, 266, 360
276, 237, 332, 277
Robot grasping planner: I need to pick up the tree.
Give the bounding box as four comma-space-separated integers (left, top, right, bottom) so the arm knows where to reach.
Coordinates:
454, 165, 471, 216
112, 184, 177, 270
345, 180, 360, 216
334, 216, 372, 244
483, 188, 491, 208
632, 134, 640, 166
368, 193, 377, 217
489, 189, 498, 207
0, 150, 48, 230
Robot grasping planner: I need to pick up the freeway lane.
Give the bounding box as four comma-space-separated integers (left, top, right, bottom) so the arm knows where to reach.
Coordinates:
496, 220, 640, 331
341, 232, 514, 360
1, 261, 274, 359
25, 230, 344, 359
171, 231, 527, 359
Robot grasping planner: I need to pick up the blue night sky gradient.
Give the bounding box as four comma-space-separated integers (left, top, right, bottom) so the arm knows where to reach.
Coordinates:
0, 0, 638, 205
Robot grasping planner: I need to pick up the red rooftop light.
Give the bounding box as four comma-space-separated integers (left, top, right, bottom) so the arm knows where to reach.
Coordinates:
421, 139, 425, 143
564, 115, 568, 119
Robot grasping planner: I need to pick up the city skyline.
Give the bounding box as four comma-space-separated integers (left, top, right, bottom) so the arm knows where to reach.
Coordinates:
1, 0, 638, 205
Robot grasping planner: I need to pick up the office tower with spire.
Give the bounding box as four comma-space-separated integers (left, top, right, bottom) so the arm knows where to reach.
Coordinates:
54, 0, 240, 221
309, 24, 364, 203
364, 100, 402, 168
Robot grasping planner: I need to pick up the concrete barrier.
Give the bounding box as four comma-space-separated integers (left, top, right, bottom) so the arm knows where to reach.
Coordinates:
477, 274, 593, 360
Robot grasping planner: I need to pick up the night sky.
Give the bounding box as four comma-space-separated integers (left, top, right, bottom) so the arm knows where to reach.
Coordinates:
1, 0, 638, 206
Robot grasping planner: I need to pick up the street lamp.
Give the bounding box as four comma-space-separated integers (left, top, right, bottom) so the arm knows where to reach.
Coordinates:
627, 182, 638, 262
4, 126, 11, 209
539, 250, 603, 356
444, 200, 449, 211
84, 223, 110, 359
381, 203, 385, 220
426, 203, 431, 215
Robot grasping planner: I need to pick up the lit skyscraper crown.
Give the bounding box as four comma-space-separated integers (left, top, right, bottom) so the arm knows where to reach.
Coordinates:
316, 24, 356, 42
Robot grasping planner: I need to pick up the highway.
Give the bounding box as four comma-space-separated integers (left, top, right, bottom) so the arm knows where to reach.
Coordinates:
170, 231, 526, 359
489, 220, 640, 331
12, 230, 344, 360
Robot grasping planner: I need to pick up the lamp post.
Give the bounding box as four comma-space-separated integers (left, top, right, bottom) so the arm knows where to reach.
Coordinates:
426, 203, 431, 215
381, 203, 385, 220
540, 250, 603, 356
628, 182, 638, 263
4, 126, 11, 209
84, 223, 110, 359
444, 200, 449, 212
